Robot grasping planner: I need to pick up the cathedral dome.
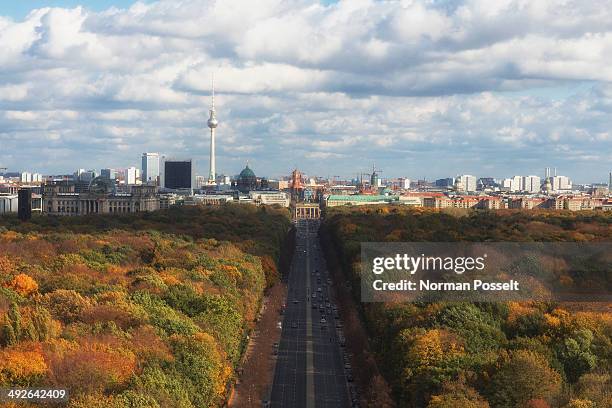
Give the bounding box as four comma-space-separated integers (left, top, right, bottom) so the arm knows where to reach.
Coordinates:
237, 163, 257, 193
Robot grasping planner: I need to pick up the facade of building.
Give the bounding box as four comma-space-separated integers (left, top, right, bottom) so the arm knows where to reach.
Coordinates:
435, 178, 454, 189
0, 194, 18, 214
249, 191, 290, 207
194, 194, 234, 205
43, 182, 159, 215
142, 153, 160, 185
125, 167, 139, 185
458, 175, 477, 192
549, 176, 572, 191
325, 194, 399, 207
100, 168, 117, 181
523, 176, 541, 193
163, 160, 194, 190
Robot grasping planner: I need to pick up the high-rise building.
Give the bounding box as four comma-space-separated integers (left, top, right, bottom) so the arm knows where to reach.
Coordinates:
20, 172, 32, 183
549, 175, 572, 191
207, 76, 218, 185
142, 153, 160, 185
126, 167, 139, 185
100, 168, 117, 181
458, 175, 477, 192
163, 160, 194, 190
503, 176, 523, 192
18, 188, 32, 221
399, 178, 411, 189
523, 175, 541, 193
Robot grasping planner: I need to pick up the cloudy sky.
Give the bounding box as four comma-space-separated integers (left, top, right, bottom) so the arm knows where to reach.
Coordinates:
1, 0, 611, 182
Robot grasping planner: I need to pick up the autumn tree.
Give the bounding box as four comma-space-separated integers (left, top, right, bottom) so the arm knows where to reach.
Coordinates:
487, 350, 562, 408
42, 289, 91, 323
428, 378, 489, 408
4, 274, 38, 297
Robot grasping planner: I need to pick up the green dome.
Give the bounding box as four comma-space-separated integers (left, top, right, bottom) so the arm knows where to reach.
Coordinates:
239, 164, 256, 179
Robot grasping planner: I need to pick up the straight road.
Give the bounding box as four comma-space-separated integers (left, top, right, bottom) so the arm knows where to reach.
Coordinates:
270, 219, 351, 408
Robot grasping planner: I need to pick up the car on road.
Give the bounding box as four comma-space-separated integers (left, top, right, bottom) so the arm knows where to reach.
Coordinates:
291, 322, 298, 328
320, 317, 326, 323
293, 299, 299, 304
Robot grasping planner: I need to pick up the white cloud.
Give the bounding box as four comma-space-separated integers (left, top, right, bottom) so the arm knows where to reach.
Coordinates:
0, 0, 610, 182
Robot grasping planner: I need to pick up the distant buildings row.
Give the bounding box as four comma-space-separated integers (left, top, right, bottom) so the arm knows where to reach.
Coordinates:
0, 161, 292, 217
434, 174, 573, 194
324, 192, 612, 211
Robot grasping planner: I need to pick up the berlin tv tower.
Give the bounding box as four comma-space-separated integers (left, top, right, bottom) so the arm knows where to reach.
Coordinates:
207, 75, 218, 185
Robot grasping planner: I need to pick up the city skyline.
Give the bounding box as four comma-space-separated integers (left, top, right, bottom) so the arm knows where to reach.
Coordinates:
1, 0, 612, 182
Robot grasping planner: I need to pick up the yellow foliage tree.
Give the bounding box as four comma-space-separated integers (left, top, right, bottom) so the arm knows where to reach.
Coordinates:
409, 329, 464, 369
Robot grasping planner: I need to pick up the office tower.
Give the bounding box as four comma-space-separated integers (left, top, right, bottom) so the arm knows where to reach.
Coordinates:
207, 76, 218, 184
141, 153, 160, 185
163, 160, 194, 190
18, 188, 32, 221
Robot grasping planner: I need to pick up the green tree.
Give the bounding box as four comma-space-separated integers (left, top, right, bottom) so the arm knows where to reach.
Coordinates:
7, 303, 22, 339
556, 329, 597, 382
0, 322, 16, 347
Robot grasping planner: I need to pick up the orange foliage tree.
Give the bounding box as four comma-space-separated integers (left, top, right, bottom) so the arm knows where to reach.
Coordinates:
4, 274, 38, 297
0, 343, 48, 385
